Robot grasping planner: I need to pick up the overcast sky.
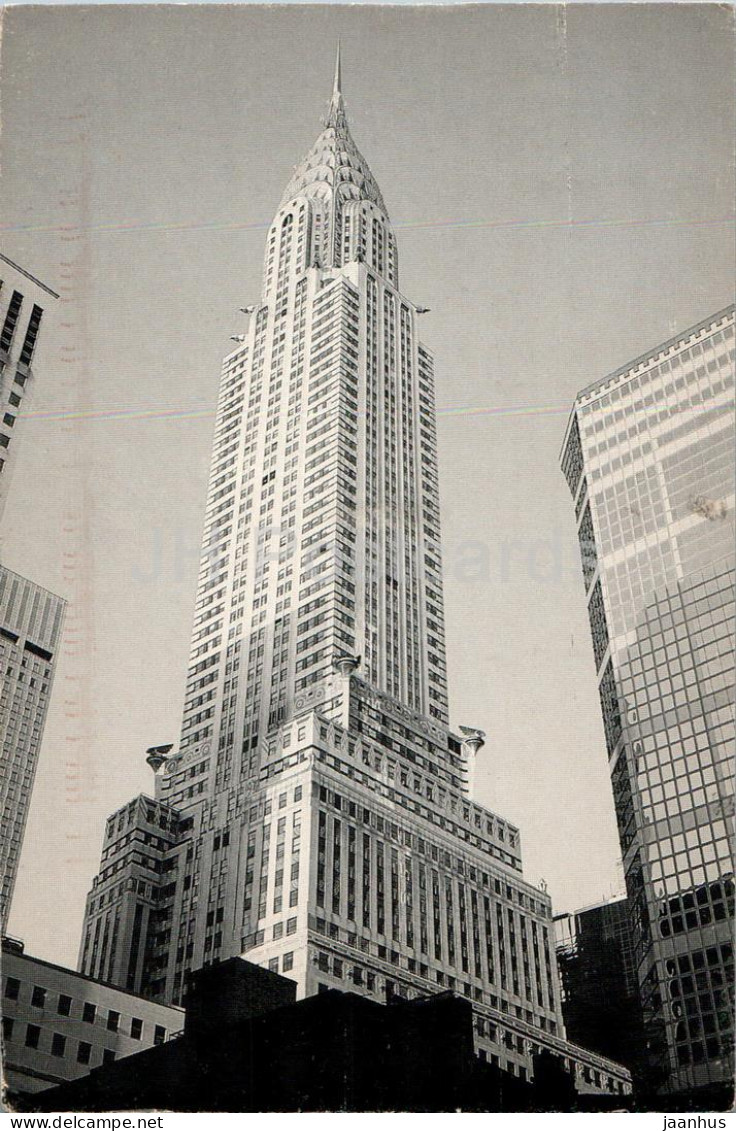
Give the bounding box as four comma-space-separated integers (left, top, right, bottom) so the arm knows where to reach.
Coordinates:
1, 3, 734, 967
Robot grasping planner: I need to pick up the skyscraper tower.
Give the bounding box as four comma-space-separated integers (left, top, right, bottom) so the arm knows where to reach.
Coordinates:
0, 253, 66, 923
561, 305, 735, 1094
178, 46, 449, 764
0, 567, 65, 921
78, 55, 630, 1096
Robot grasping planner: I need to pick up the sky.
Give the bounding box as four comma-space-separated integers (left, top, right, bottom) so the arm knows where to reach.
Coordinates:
1, 3, 734, 968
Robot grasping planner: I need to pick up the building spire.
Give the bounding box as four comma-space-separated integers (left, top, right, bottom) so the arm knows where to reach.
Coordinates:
333, 40, 342, 100
279, 41, 389, 218
327, 41, 345, 126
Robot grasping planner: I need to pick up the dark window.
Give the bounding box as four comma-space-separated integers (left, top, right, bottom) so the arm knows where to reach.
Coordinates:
58, 994, 72, 1017
0, 291, 23, 353
4, 977, 20, 1000
2, 1017, 14, 1041
130, 1017, 143, 1040
82, 1002, 96, 1024
102, 1048, 116, 1065
106, 1009, 120, 1032
31, 985, 47, 1008
19, 304, 43, 366
77, 1041, 92, 1065
153, 1025, 166, 1047
25, 1024, 41, 1049
51, 1033, 66, 1057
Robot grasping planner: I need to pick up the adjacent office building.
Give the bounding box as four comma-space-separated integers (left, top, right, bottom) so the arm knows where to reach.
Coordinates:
561, 305, 735, 1093
554, 897, 646, 1081
78, 55, 630, 1095
0, 254, 65, 924
1, 935, 183, 1097
0, 569, 65, 921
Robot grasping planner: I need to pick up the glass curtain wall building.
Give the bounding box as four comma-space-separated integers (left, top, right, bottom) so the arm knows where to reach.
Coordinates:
78, 55, 631, 1095
561, 305, 735, 1093
554, 897, 647, 1083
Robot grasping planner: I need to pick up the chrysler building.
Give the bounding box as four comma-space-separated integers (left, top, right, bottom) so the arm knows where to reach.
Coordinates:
78, 53, 630, 1095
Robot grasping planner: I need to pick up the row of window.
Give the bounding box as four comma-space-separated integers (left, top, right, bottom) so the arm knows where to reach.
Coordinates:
1, 1017, 165, 1061
2, 976, 167, 1043
2, 1017, 110, 1064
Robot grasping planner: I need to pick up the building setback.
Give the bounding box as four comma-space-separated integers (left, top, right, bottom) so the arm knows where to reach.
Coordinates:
1, 936, 183, 1098
77, 53, 630, 1097
560, 305, 735, 1094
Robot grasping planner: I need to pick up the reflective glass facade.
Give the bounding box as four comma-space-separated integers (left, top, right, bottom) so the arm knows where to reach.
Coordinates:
562, 305, 735, 1092
554, 897, 647, 1081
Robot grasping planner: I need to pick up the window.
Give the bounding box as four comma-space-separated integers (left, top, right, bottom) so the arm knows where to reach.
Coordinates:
154, 1026, 166, 1047
283, 952, 294, 972
31, 986, 47, 1008
2, 1017, 14, 1041
130, 1017, 143, 1040
25, 1024, 41, 1049
268, 958, 279, 973
106, 1009, 120, 1032
77, 1041, 92, 1065
19, 304, 43, 366
102, 1048, 116, 1065
82, 1002, 96, 1024
51, 1033, 66, 1057
4, 977, 20, 1001
0, 290, 23, 353
58, 994, 72, 1016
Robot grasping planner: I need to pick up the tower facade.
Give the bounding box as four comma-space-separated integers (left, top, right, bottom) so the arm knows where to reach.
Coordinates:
0, 252, 65, 924
0, 254, 59, 522
177, 53, 449, 762
561, 305, 735, 1093
79, 57, 630, 1096
0, 567, 65, 921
